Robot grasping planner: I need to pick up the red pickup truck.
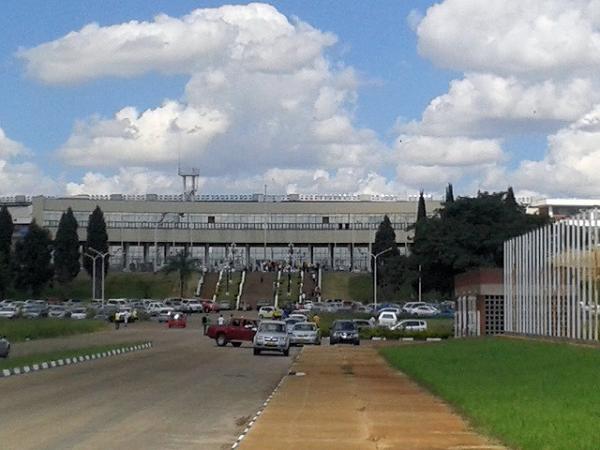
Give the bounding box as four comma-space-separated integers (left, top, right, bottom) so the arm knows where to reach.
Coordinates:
206, 318, 258, 347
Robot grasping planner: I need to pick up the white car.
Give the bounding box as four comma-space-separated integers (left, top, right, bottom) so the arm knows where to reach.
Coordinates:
391, 319, 427, 332
288, 313, 308, 322
181, 299, 202, 312
147, 302, 165, 313
402, 302, 427, 314
156, 307, 174, 322
258, 306, 282, 319
0, 306, 18, 319
70, 308, 88, 320
378, 307, 402, 316
378, 311, 398, 328
107, 299, 128, 309
412, 305, 440, 317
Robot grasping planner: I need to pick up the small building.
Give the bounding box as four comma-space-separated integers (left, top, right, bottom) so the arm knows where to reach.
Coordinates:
454, 268, 504, 337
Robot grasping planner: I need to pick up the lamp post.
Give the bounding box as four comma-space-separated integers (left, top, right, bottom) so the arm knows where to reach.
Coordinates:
369, 247, 394, 310
83, 252, 101, 300
87, 247, 112, 309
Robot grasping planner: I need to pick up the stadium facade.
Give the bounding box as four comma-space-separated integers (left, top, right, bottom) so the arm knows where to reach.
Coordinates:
2, 193, 442, 272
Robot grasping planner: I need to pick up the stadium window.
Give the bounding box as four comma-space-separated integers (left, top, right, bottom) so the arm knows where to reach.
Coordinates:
322, 216, 329, 224
208, 216, 215, 224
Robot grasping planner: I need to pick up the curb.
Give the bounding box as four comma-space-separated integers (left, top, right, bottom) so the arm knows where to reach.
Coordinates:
1, 342, 153, 379
231, 348, 303, 449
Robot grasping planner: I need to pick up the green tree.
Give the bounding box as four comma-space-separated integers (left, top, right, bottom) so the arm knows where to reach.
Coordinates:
54, 207, 81, 284
410, 190, 548, 295
505, 186, 518, 207
417, 190, 427, 222
83, 206, 109, 298
372, 215, 405, 299
13, 221, 53, 295
0, 252, 11, 298
445, 183, 455, 203
162, 251, 199, 297
0, 205, 14, 263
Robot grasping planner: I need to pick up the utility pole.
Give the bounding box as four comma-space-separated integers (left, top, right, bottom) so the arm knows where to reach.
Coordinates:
370, 247, 394, 310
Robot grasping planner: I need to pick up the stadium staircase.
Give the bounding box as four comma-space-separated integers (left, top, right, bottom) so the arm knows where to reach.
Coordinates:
240, 272, 276, 309
199, 272, 219, 299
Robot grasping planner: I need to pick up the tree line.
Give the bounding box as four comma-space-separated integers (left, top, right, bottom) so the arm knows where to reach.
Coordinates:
0, 205, 108, 298
372, 186, 548, 298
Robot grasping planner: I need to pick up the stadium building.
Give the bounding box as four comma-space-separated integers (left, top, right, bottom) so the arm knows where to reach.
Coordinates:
0, 192, 442, 272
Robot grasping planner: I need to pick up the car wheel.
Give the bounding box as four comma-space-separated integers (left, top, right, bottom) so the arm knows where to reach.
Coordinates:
216, 334, 227, 347
283, 348, 289, 357
258, 314, 263, 319
354, 340, 360, 346
329, 339, 335, 345
232, 342, 242, 348
316, 340, 321, 346
253, 348, 260, 355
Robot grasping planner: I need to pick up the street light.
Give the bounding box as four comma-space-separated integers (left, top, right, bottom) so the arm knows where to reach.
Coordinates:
83, 252, 101, 301
369, 247, 394, 310
86, 247, 112, 309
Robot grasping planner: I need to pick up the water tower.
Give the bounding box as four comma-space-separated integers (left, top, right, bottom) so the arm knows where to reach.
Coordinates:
178, 167, 200, 201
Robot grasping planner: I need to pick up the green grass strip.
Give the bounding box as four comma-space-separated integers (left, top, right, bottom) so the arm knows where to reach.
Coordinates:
0, 342, 148, 371
380, 337, 600, 450
0, 319, 108, 342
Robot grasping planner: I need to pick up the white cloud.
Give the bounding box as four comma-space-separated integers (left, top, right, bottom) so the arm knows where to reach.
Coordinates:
66, 167, 178, 195
58, 101, 229, 167
19, 3, 336, 84
513, 105, 600, 196
0, 127, 58, 195
417, 0, 600, 78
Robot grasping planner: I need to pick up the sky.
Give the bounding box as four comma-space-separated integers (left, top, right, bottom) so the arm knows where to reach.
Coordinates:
2, 0, 600, 199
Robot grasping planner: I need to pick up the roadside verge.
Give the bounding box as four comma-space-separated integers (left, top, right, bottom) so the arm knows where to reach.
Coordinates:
1, 341, 152, 378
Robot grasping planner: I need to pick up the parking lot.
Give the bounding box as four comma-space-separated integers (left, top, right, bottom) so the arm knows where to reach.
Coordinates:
0, 316, 299, 450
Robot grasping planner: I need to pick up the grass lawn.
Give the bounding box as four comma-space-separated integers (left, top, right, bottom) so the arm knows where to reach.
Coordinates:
0, 319, 107, 342
381, 338, 600, 450
0, 342, 145, 370
7, 271, 201, 301
322, 272, 373, 301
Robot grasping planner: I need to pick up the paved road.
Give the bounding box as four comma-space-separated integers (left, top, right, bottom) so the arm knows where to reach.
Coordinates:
0, 317, 297, 450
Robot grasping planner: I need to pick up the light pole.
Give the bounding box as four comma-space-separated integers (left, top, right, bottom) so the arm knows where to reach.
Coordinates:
153, 212, 168, 273
83, 252, 101, 300
369, 247, 394, 310
87, 247, 111, 309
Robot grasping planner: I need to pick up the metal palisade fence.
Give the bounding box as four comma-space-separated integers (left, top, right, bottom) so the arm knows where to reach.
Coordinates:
504, 208, 600, 340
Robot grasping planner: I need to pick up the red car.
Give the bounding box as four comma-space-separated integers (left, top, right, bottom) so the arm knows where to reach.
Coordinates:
201, 299, 220, 313
206, 318, 258, 347
167, 312, 187, 328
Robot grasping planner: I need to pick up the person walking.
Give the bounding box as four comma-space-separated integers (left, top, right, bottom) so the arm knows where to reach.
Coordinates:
114, 312, 120, 330
312, 313, 321, 328
217, 314, 225, 326
201, 315, 208, 335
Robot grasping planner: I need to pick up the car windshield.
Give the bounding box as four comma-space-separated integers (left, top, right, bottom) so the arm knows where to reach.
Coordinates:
334, 322, 356, 331
294, 323, 316, 331
259, 323, 285, 333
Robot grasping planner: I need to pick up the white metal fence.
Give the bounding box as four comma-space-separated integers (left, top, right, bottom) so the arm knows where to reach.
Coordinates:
504, 208, 600, 340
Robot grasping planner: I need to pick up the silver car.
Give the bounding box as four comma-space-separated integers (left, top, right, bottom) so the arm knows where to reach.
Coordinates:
253, 320, 290, 356
290, 322, 321, 346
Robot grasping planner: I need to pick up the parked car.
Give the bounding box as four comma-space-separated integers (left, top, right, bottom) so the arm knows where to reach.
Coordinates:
0, 306, 18, 319
48, 305, 68, 319
391, 319, 428, 332
377, 307, 402, 316
21, 305, 46, 319
164, 298, 183, 309
329, 320, 360, 345
290, 322, 321, 346
0, 336, 10, 358
201, 299, 220, 313
288, 313, 308, 322
180, 299, 202, 313
256, 299, 272, 310
70, 308, 88, 320
258, 306, 282, 320
253, 320, 290, 356
378, 311, 398, 328
106, 299, 128, 308
402, 302, 427, 314
412, 305, 440, 317
217, 300, 232, 311
207, 317, 258, 347
155, 307, 175, 323
285, 318, 302, 333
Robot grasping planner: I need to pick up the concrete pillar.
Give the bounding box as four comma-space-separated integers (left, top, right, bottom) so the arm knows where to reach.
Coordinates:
204, 244, 210, 268
349, 243, 354, 271
329, 243, 334, 270
122, 243, 129, 269
142, 243, 149, 263
309, 244, 314, 265
246, 244, 251, 269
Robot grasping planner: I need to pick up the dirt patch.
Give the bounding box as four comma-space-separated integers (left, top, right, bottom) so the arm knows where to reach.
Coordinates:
240, 346, 507, 450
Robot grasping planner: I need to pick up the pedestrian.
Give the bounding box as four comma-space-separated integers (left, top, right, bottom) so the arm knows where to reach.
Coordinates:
217, 314, 225, 326
312, 314, 320, 328
202, 315, 208, 335
114, 312, 120, 330
124, 312, 129, 328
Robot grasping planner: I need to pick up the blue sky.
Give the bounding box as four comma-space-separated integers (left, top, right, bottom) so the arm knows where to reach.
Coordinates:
1, 1, 599, 198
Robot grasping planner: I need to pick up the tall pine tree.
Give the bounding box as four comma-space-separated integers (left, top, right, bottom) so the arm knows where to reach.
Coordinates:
417, 190, 427, 222
54, 207, 81, 284
84, 206, 109, 298
372, 215, 402, 299
13, 221, 53, 296
505, 186, 518, 207
0, 205, 14, 263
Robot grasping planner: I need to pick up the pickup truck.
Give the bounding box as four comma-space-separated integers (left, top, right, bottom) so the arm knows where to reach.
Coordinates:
206, 318, 258, 347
